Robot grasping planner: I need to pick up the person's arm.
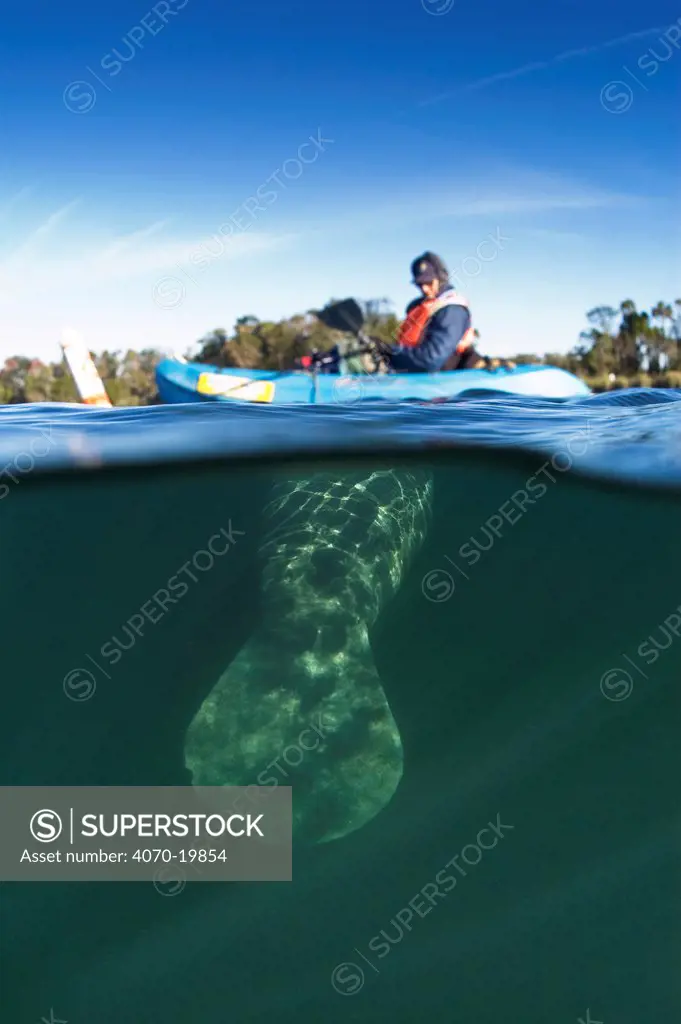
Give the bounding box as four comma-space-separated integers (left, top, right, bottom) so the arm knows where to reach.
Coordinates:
388, 305, 471, 373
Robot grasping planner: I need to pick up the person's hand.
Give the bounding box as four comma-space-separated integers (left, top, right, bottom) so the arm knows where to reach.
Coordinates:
365, 336, 392, 372
367, 335, 391, 355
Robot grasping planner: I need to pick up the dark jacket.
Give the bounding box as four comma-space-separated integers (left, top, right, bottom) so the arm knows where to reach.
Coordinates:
388, 285, 475, 373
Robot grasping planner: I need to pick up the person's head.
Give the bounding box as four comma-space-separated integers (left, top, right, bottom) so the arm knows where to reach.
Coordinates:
410, 252, 449, 299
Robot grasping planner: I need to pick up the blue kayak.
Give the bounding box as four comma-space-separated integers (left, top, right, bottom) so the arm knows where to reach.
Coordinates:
156, 358, 590, 404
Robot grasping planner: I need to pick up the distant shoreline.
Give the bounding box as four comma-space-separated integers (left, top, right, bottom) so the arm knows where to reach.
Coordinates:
582, 372, 681, 392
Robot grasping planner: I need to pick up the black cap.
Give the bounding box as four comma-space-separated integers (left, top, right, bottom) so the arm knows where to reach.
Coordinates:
411, 251, 449, 285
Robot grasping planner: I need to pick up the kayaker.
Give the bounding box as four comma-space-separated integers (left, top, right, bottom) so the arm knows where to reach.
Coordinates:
386, 252, 507, 373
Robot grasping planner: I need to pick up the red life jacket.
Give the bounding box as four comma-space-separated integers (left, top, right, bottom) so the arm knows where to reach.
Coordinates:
397, 290, 476, 354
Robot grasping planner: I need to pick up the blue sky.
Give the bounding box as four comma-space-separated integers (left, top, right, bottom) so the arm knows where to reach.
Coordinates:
0, 0, 679, 360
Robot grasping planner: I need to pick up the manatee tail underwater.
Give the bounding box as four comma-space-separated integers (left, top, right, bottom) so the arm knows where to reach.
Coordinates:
184, 466, 433, 842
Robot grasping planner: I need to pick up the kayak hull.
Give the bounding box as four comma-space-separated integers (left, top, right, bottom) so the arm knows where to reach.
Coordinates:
155, 358, 590, 405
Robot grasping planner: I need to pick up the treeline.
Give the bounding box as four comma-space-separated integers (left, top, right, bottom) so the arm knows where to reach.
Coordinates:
0, 350, 162, 406
514, 299, 681, 391
1, 298, 679, 404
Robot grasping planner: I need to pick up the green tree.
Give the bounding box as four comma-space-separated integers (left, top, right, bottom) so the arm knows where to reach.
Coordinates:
512, 353, 543, 365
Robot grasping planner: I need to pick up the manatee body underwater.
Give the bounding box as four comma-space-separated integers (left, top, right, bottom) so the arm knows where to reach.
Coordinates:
1, 456, 434, 1014
184, 465, 433, 842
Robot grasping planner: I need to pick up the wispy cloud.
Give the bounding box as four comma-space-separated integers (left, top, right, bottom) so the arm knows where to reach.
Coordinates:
20, 200, 79, 246
417, 24, 670, 107
438, 190, 643, 216
522, 227, 586, 242
97, 219, 170, 261
3, 200, 80, 268
0, 187, 33, 223
0, 203, 294, 305
90, 228, 292, 282
320, 176, 648, 236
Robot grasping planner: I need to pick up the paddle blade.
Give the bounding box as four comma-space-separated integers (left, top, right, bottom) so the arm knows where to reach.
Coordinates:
314, 299, 365, 335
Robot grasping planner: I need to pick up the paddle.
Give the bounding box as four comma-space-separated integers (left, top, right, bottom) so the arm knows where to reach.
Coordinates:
309, 299, 391, 370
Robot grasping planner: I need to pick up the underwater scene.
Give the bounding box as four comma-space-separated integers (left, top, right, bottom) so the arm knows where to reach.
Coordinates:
1, 391, 679, 1023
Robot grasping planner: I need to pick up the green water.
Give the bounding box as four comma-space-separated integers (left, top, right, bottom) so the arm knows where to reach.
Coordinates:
1, 451, 679, 1022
